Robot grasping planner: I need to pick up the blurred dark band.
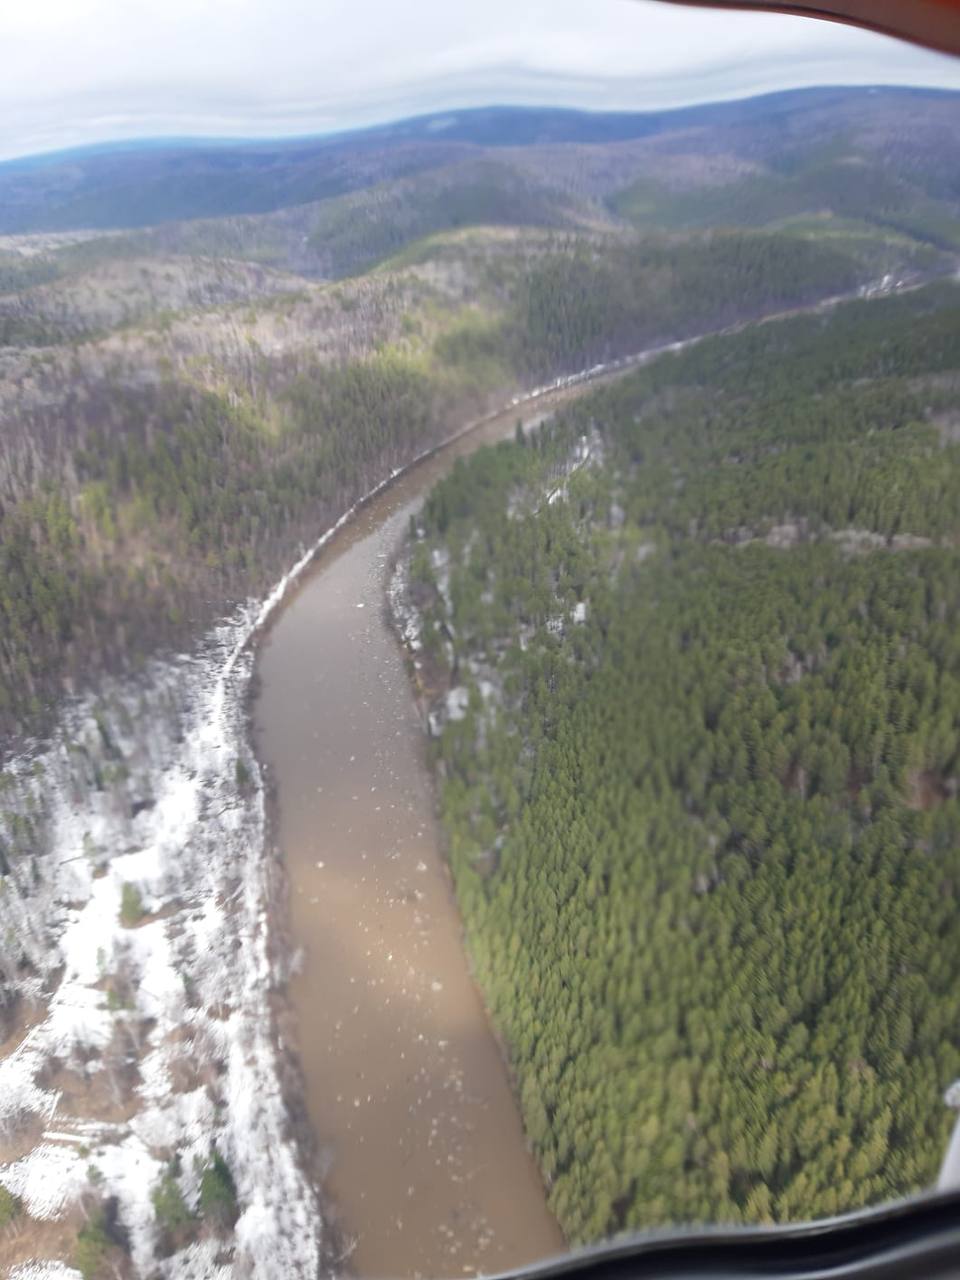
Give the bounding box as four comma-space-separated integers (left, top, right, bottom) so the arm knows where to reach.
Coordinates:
489, 1189, 960, 1280
652, 0, 960, 56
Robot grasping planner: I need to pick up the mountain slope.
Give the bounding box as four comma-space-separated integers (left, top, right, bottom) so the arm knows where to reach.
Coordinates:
2, 223, 910, 744
1, 87, 957, 246
395, 280, 960, 1240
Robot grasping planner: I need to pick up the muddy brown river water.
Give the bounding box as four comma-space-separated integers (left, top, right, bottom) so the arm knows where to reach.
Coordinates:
253, 395, 583, 1280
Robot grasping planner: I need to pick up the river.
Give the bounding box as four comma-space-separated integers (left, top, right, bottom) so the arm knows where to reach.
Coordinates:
250, 277, 922, 1280
252, 391, 589, 1279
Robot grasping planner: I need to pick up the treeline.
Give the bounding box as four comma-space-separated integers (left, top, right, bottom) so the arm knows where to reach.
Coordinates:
306, 159, 581, 278
0, 311, 68, 346
0, 489, 89, 727
434, 231, 875, 380
407, 281, 960, 1241
513, 232, 867, 373
611, 156, 960, 252
0, 354, 440, 737
0, 253, 62, 296
0, 228, 896, 745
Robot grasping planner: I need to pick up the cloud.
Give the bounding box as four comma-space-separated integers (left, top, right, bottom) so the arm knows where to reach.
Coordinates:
0, 0, 957, 160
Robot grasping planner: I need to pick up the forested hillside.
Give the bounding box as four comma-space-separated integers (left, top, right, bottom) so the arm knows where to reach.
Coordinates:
3, 83, 960, 1280
397, 281, 960, 1241
5, 88, 956, 281
1, 222, 914, 745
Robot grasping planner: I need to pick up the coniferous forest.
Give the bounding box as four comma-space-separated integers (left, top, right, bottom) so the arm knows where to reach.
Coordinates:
402, 281, 960, 1242
0, 226, 900, 744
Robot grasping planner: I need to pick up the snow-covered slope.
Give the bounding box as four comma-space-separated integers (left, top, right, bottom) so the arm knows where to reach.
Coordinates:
0, 560, 329, 1277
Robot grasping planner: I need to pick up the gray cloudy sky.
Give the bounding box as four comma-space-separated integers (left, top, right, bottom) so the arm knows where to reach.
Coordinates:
2, 0, 958, 161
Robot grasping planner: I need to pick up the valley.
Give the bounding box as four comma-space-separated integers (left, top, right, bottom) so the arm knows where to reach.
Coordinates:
0, 84, 959, 1279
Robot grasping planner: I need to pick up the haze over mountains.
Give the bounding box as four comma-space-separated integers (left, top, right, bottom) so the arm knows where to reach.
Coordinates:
1, 87, 958, 254
1, 84, 959, 746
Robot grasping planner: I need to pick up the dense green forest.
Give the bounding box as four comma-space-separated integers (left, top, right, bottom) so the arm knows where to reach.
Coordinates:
612, 160, 960, 250
0, 352, 438, 733
0, 228, 888, 742
510, 233, 867, 374
403, 281, 960, 1241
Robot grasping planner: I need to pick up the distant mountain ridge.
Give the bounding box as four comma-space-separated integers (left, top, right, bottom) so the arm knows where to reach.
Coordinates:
1, 85, 957, 235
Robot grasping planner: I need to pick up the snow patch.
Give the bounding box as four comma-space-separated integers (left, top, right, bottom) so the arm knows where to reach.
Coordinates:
10, 1265, 82, 1280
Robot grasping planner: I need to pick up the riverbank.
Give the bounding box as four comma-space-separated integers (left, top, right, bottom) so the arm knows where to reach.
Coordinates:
1, 273, 929, 1278
250, 393, 578, 1277
247, 272, 930, 1276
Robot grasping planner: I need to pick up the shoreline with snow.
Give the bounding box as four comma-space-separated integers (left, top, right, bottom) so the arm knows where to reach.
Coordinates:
0, 359, 635, 1279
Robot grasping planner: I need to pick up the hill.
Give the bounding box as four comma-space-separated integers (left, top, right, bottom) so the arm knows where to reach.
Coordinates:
395, 280, 960, 1240
5, 220, 926, 744
0, 88, 957, 272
